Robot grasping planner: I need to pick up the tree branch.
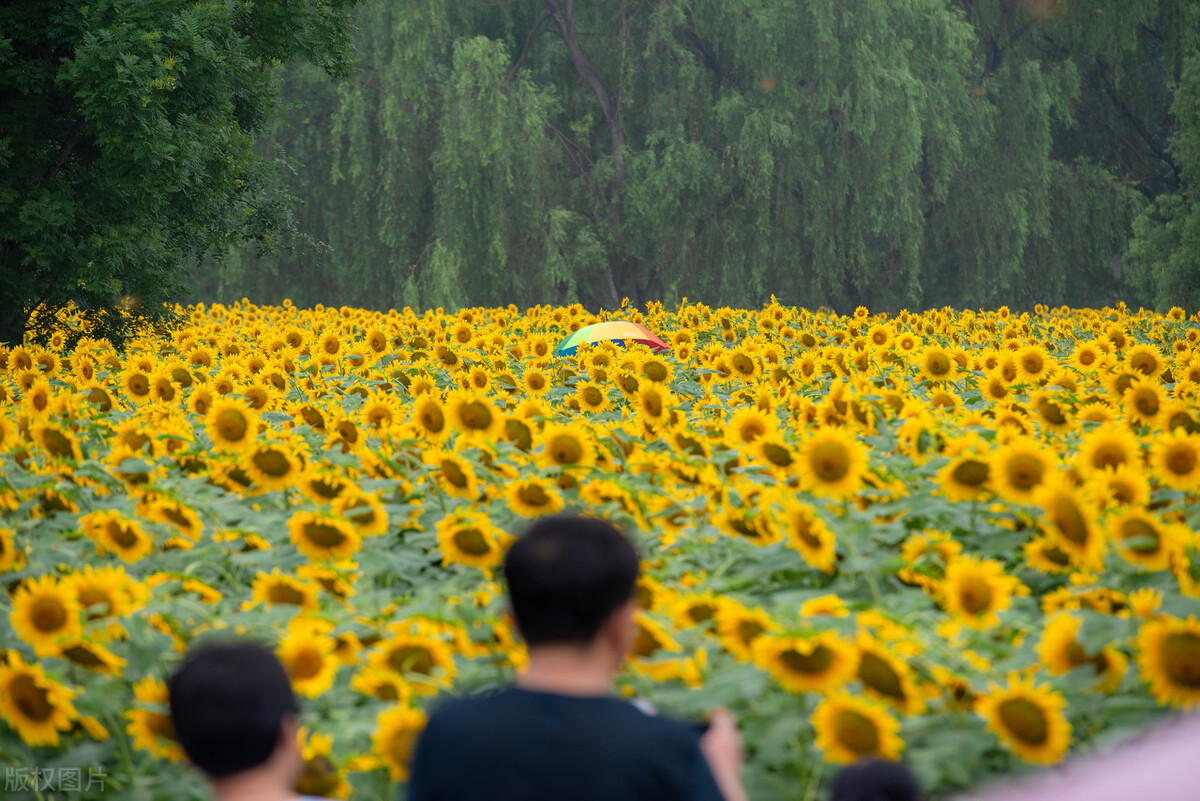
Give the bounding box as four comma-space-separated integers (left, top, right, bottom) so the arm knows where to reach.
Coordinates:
43, 118, 86, 184
508, 10, 552, 80
1096, 56, 1181, 182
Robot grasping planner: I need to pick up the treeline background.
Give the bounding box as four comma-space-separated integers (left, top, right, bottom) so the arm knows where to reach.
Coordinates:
195, 1, 1200, 314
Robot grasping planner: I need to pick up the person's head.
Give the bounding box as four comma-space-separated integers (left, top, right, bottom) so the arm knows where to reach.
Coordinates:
168, 639, 302, 785
503, 514, 640, 659
831, 759, 922, 801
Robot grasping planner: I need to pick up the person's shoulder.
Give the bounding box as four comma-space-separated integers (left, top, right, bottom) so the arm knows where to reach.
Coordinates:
609, 700, 706, 744
424, 686, 520, 727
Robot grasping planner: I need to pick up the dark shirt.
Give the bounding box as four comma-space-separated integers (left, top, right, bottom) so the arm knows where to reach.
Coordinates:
406, 686, 726, 801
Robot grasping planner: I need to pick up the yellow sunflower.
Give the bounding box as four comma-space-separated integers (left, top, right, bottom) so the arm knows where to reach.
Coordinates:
751, 632, 858, 694
976, 673, 1072, 764
726, 407, 776, 447
538, 424, 596, 469
240, 441, 301, 491
332, 491, 389, 538
246, 568, 321, 613
989, 437, 1055, 503
0, 527, 23, 572
125, 676, 185, 761
367, 629, 457, 695
1123, 377, 1165, 428
1037, 613, 1127, 693
1108, 508, 1185, 572
446, 391, 503, 443
372, 705, 428, 781
1035, 480, 1105, 571
796, 427, 869, 499
277, 618, 341, 698
1149, 429, 1200, 491
812, 692, 904, 764
0, 651, 79, 746
504, 477, 565, 517
288, 511, 362, 562
204, 396, 259, 453
409, 395, 452, 442
713, 598, 779, 662
776, 498, 837, 572
422, 450, 480, 499
855, 632, 924, 713
436, 512, 509, 575
940, 555, 1023, 630
58, 638, 128, 675
10, 575, 83, 656
575, 381, 611, 413
936, 453, 992, 502
1136, 615, 1200, 707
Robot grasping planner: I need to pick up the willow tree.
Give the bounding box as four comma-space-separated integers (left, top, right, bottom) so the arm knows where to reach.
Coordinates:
222, 0, 1197, 312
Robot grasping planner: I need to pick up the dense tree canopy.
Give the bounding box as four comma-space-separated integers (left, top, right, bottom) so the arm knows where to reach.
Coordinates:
208, 0, 1200, 314
0, 0, 358, 346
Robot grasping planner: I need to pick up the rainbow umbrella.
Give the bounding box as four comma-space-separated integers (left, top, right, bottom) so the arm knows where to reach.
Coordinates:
553, 320, 669, 356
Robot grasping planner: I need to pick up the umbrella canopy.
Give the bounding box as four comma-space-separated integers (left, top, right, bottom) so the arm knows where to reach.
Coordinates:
553, 320, 669, 356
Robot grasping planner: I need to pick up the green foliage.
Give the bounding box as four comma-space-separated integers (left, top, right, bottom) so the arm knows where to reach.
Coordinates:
212, 0, 1200, 313
0, 0, 359, 347
1128, 39, 1200, 311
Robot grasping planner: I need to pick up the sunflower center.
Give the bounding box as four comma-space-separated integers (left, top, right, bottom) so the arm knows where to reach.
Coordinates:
458, 402, 493, 430
107, 521, 139, 549
833, 709, 879, 754
77, 587, 113, 617
148, 711, 177, 741
734, 422, 763, 441
1048, 494, 1089, 545
11, 675, 54, 721
1005, 454, 1043, 490
304, 522, 348, 549
859, 652, 905, 700
1091, 444, 1127, 470
926, 354, 951, 376
997, 698, 1048, 745
42, 428, 74, 458
1162, 633, 1200, 688
1118, 519, 1161, 554
633, 626, 665, 658
641, 392, 663, 417
518, 484, 550, 507
290, 647, 325, 679
216, 409, 249, 442
388, 646, 434, 675
810, 442, 850, 482
582, 387, 604, 407
644, 362, 669, 382
958, 576, 994, 615
780, 643, 834, 675
762, 443, 793, 467
62, 643, 105, 668
267, 584, 305, 605
548, 434, 583, 465
952, 459, 989, 487
731, 355, 755, 375
686, 603, 717, 624
441, 461, 468, 488
453, 527, 491, 556
1165, 444, 1197, 476
253, 450, 292, 478
128, 375, 150, 396
1133, 390, 1159, 416
30, 596, 68, 632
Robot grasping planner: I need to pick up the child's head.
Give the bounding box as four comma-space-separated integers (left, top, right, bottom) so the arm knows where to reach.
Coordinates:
831, 759, 923, 801
168, 640, 301, 782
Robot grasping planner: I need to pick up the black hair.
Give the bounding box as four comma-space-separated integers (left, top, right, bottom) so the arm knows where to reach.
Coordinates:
168, 639, 299, 779
503, 514, 640, 646
831, 760, 923, 801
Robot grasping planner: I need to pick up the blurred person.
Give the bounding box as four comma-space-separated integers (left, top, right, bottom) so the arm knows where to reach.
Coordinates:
407, 514, 748, 801
832, 759, 923, 801
957, 714, 1200, 801
169, 640, 327, 801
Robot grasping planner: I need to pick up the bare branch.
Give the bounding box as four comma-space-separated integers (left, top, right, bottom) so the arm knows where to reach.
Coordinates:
43, 118, 86, 184
508, 10, 552, 80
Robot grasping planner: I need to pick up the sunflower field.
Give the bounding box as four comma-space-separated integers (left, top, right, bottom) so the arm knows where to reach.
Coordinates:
1, 299, 1199, 800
